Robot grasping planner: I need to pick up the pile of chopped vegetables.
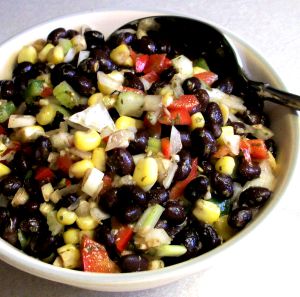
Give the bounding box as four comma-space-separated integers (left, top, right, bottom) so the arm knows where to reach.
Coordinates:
0, 23, 277, 273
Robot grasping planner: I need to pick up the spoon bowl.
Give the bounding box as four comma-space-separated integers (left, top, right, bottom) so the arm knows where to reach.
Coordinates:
108, 15, 300, 109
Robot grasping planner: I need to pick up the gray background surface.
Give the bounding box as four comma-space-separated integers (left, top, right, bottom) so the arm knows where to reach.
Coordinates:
0, 0, 299, 296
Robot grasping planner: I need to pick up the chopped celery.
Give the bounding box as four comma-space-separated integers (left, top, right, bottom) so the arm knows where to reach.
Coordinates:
25, 79, 44, 99
58, 38, 73, 55
53, 81, 80, 109
148, 244, 187, 257
194, 57, 210, 71
17, 229, 29, 250
115, 91, 144, 117
47, 210, 64, 236
134, 204, 165, 234
146, 137, 161, 154
53, 104, 71, 117
0, 101, 16, 123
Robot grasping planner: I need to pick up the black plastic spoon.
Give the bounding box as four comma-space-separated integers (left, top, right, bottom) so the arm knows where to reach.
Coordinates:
108, 15, 300, 110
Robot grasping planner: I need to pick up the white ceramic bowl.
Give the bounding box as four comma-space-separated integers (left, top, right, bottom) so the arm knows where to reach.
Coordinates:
0, 9, 298, 292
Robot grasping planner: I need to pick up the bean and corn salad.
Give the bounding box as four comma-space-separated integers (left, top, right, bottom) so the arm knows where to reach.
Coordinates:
0, 22, 277, 273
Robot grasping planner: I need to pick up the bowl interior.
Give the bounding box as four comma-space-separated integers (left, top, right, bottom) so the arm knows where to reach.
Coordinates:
0, 9, 298, 292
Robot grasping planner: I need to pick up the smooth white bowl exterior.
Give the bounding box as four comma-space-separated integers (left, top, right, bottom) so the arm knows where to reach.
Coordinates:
0, 10, 298, 292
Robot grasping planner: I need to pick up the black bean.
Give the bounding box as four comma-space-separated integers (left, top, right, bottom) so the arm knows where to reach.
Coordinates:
120, 254, 149, 272
72, 75, 96, 96
242, 109, 269, 126
128, 130, 149, 155
23, 178, 43, 201
34, 136, 52, 163
123, 72, 144, 91
198, 223, 221, 252
231, 121, 246, 136
211, 172, 234, 200
159, 66, 177, 82
57, 194, 79, 209
182, 77, 201, 94
2, 215, 19, 246
133, 36, 157, 54
106, 148, 135, 176
44, 111, 64, 130
193, 89, 209, 112
0, 175, 22, 196
178, 128, 191, 148
119, 205, 142, 223
33, 62, 50, 75
20, 216, 42, 234
10, 151, 31, 174
155, 219, 169, 230
228, 206, 252, 229
108, 32, 136, 48
265, 139, 277, 157
118, 185, 147, 207
205, 102, 223, 126
0, 80, 15, 100
97, 56, 117, 73
147, 80, 167, 95
98, 188, 119, 213
84, 30, 105, 49
184, 176, 209, 202
66, 29, 79, 39
78, 58, 99, 76
199, 160, 213, 176
13, 62, 36, 80
191, 128, 217, 159
147, 187, 169, 206
209, 123, 222, 138
174, 150, 192, 181
108, 108, 120, 122
157, 39, 172, 55
47, 27, 67, 45
163, 200, 186, 225
23, 200, 40, 213
238, 159, 261, 181
238, 187, 272, 208
94, 224, 115, 249
214, 77, 234, 94
51, 63, 77, 86
90, 47, 110, 59
0, 207, 9, 227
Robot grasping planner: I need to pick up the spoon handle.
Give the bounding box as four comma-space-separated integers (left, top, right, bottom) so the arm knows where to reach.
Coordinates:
249, 80, 300, 110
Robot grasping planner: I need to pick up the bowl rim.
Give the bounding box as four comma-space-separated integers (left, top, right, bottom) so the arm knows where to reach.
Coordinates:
0, 8, 299, 291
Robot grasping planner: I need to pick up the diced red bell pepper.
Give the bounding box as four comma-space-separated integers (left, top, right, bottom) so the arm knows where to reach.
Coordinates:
99, 175, 113, 195
0, 125, 6, 135
170, 158, 198, 199
240, 139, 268, 160
57, 155, 73, 174
141, 71, 159, 84
65, 179, 71, 187
161, 138, 171, 159
194, 71, 218, 86
115, 226, 133, 253
212, 145, 231, 159
168, 95, 199, 113
159, 108, 192, 126
40, 86, 53, 97
34, 167, 54, 182
135, 54, 149, 73
240, 139, 252, 163
2, 141, 21, 157
130, 49, 137, 63
143, 54, 171, 74
81, 236, 120, 273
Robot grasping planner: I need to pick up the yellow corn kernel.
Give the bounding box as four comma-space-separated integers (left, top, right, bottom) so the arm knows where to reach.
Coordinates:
76, 216, 98, 231
32, 39, 46, 52
219, 103, 229, 125
217, 126, 234, 145
0, 163, 11, 178
74, 129, 101, 152
87, 92, 104, 106
92, 147, 106, 171
191, 112, 205, 130
57, 208, 78, 225
69, 159, 94, 178
133, 157, 158, 191
110, 44, 133, 66
53, 256, 63, 267
36, 104, 57, 126
17, 45, 38, 64
115, 116, 144, 130
215, 156, 236, 176
63, 228, 80, 244
17, 125, 45, 142
39, 202, 54, 217
214, 215, 236, 241
38, 43, 55, 62
57, 244, 81, 269
71, 34, 87, 53
193, 66, 206, 75
193, 199, 221, 225
47, 45, 64, 64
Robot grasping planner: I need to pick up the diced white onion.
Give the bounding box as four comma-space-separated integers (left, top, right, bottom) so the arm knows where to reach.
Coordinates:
171, 55, 193, 79
162, 161, 178, 189
50, 132, 73, 150
64, 47, 76, 63
143, 95, 162, 112
68, 102, 115, 132
135, 228, 171, 250
68, 148, 92, 160
170, 126, 182, 155
133, 154, 146, 165
77, 50, 90, 66
90, 207, 110, 222
170, 73, 184, 98
105, 129, 135, 151
156, 158, 172, 184
140, 77, 152, 91
8, 115, 36, 128
97, 71, 122, 94
81, 168, 104, 198
75, 200, 90, 217
41, 183, 54, 202
222, 134, 241, 156
112, 175, 136, 187
11, 188, 29, 207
